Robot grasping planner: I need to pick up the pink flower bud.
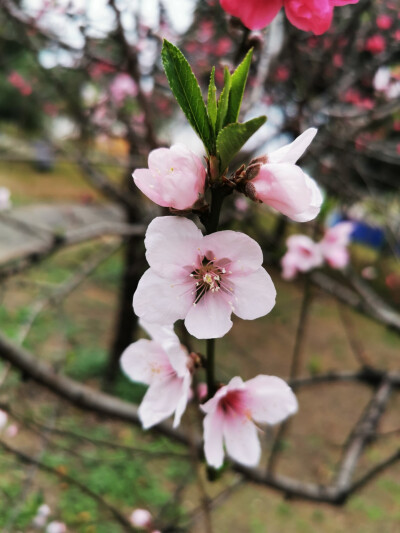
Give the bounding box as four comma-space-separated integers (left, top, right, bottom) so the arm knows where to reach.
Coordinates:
133, 145, 206, 210
247, 129, 322, 222
130, 509, 152, 528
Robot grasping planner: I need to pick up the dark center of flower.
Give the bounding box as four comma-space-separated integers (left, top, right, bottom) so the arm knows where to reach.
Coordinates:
189, 256, 233, 305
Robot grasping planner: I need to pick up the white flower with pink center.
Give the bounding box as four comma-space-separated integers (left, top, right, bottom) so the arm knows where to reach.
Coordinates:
281, 234, 323, 280
201, 375, 298, 468
133, 216, 276, 339
247, 128, 322, 222
133, 144, 206, 210
120, 320, 192, 429
320, 221, 354, 269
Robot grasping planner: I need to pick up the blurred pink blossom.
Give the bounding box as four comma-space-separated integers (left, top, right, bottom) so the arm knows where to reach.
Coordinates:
281, 235, 323, 280
247, 128, 322, 222
197, 383, 208, 401
376, 14, 393, 30
133, 216, 276, 339
120, 321, 192, 428
46, 522, 67, 533
109, 73, 138, 105
365, 34, 386, 54
201, 375, 297, 468
129, 509, 153, 528
7, 71, 32, 96
234, 197, 249, 212
5, 424, 19, 438
319, 221, 354, 268
133, 144, 206, 210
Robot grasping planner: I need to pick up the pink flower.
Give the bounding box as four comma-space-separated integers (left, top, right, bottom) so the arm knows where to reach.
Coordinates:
46, 522, 67, 533
201, 375, 298, 468
281, 235, 323, 280
109, 73, 138, 105
120, 320, 192, 428
320, 222, 353, 268
247, 128, 322, 222
133, 145, 206, 210
130, 509, 152, 528
133, 217, 276, 339
219, 0, 358, 34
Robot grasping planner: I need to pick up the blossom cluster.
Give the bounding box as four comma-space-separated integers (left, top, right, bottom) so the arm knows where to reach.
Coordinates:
281, 221, 354, 280
120, 124, 324, 468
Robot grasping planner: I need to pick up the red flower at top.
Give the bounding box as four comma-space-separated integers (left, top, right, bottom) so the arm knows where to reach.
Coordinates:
220, 0, 359, 35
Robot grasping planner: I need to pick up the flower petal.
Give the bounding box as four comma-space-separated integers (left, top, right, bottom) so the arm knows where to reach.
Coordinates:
120, 339, 167, 385
231, 268, 276, 320
220, 0, 282, 31
223, 415, 261, 467
252, 163, 321, 222
173, 372, 192, 427
203, 409, 225, 468
133, 269, 193, 325
245, 375, 298, 425
202, 230, 263, 274
269, 128, 317, 165
139, 374, 186, 429
145, 216, 203, 278
185, 292, 233, 339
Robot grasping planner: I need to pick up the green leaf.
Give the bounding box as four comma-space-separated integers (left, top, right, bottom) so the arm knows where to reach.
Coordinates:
207, 67, 217, 134
216, 116, 267, 172
225, 48, 253, 125
161, 40, 212, 152
216, 67, 231, 133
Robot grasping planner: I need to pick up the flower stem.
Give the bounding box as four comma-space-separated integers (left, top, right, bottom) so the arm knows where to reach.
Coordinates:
206, 338, 216, 399
203, 188, 226, 400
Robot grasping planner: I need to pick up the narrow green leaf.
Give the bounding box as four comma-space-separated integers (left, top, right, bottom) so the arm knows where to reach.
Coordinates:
225, 48, 253, 125
161, 40, 212, 152
216, 67, 231, 133
216, 116, 267, 172
207, 67, 217, 134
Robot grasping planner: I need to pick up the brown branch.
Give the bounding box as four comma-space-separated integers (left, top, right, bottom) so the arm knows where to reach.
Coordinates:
1, 332, 399, 504
335, 378, 393, 493
310, 271, 400, 335
0, 221, 145, 281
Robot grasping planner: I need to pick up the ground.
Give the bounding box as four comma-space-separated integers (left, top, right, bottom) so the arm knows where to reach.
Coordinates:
0, 161, 399, 532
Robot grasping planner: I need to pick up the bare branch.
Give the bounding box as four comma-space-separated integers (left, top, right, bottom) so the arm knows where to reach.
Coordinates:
335, 379, 392, 492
